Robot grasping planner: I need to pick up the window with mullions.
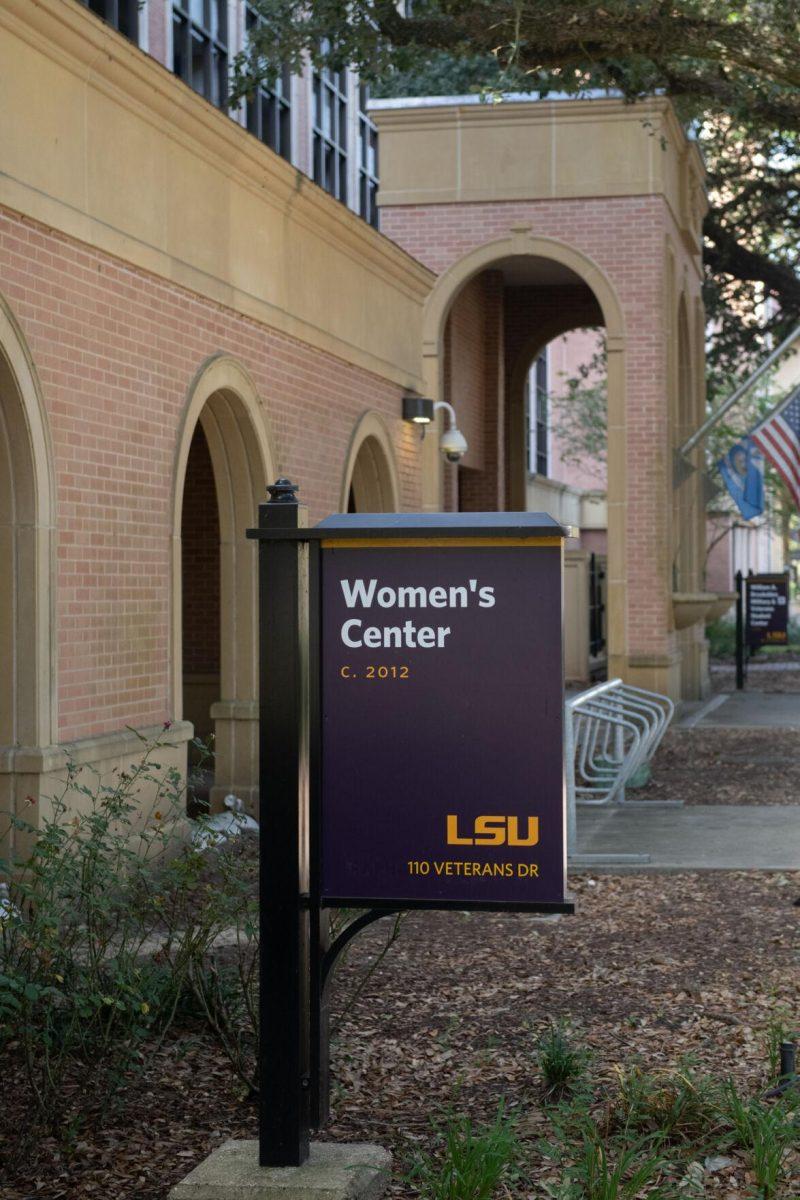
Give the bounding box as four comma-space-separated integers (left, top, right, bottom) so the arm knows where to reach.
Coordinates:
80, 0, 138, 41
357, 86, 379, 228
244, 6, 291, 159
173, 1, 228, 110
313, 51, 348, 203
528, 352, 549, 476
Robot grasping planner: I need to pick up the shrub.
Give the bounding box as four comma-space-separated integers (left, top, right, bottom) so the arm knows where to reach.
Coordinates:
0, 731, 241, 1128
707, 612, 800, 659
172, 834, 259, 1095
706, 617, 737, 659
0, 731, 401, 1135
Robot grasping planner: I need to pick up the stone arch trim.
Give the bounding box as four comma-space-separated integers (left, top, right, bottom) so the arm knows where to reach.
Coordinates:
417, 231, 628, 674
418, 230, 627, 511
340, 411, 401, 513
171, 355, 277, 777
0, 291, 57, 752
172, 355, 277, 541
422, 231, 626, 361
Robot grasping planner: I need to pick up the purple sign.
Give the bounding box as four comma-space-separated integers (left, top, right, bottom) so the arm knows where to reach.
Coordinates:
746, 574, 789, 649
320, 541, 566, 908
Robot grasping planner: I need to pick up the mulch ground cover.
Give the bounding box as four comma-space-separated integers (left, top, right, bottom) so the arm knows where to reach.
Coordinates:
710, 664, 800, 694
636, 727, 800, 806
2, 871, 798, 1199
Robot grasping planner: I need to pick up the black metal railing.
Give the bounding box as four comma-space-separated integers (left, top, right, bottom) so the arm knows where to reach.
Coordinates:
589, 552, 607, 657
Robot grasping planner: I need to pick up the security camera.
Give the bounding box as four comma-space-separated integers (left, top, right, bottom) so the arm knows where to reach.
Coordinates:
433, 400, 468, 464
440, 426, 468, 463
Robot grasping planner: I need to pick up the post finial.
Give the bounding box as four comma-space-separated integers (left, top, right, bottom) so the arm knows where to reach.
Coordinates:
267, 477, 299, 504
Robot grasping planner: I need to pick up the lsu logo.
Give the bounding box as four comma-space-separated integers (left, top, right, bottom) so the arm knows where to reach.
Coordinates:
446, 814, 540, 847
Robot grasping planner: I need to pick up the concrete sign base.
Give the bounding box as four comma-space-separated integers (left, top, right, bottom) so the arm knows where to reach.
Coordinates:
169, 1141, 391, 1200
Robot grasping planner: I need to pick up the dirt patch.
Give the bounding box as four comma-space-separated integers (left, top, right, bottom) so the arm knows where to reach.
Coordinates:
2, 872, 798, 1198
637, 727, 800, 805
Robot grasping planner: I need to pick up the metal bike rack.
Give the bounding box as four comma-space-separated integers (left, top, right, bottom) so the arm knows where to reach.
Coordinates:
565, 679, 674, 852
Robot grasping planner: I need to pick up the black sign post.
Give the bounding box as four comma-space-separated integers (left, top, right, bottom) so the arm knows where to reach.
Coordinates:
256, 481, 311, 1166
735, 570, 745, 690
249, 482, 573, 1167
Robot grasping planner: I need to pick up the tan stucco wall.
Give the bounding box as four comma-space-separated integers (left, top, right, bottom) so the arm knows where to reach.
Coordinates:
0, 0, 432, 391
372, 96, 706, 256
0, 0, 440, 823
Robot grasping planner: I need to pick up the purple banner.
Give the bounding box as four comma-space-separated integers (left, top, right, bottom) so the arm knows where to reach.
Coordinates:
320, 543, 565, 907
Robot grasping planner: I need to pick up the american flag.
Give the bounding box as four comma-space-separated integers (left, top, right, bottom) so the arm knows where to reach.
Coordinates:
752, 385, 800, 511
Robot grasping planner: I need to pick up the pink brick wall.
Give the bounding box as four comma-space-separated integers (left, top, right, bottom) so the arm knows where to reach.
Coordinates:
147, 0, 168, 67
503, 282, 603, 510
445, 270, 506, 511
0, 205, 420, 742
548, 327, 607, 491
446, 276, 488, 473
381, 196, 687, 656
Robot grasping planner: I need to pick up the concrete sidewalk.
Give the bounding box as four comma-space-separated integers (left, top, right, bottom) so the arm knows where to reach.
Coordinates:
573, 804, 800, 872
680, 690, 800, 728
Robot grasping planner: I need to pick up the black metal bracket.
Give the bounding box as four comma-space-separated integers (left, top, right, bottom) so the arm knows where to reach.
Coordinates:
321, 909, 400, 989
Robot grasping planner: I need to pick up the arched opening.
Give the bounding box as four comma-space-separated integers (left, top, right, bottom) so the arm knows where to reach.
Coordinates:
0, 294, 55, 859
523, 327, 609, 683
437, 256, 608, 514
180, 423, 221, 805
421, 234, 625, 682
341, 413, 400, 513
173, 357, 275, 812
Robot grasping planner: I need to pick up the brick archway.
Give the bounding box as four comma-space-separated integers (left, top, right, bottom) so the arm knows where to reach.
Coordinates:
340, 411, 401, 513
172, 355, 277, 808
421, 231, 625, 357
416, 232, 628, 684
0, 290, 56, 858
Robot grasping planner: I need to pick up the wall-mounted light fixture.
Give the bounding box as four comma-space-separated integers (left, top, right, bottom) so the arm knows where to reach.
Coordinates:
402, 394, 434, 425
403, 394, 468, 463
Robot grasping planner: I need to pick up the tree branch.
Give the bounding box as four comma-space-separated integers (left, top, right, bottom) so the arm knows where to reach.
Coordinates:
704, 216, 800, 309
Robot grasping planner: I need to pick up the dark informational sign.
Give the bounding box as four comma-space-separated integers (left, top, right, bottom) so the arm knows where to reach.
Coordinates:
319, 523, 566, 910
746, 573, 789, 649
249, 493, 572, 1166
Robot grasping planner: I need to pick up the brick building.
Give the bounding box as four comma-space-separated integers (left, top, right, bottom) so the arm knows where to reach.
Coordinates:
1, 0, 713, 837
373, 94, 710, 699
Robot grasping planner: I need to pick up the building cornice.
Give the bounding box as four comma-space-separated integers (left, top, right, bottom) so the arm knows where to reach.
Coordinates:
0, 0, 433, 385
372, 93, 707, 250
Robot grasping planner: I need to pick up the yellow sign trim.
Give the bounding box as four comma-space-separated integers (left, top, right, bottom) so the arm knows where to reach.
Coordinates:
321, 537, 562, 549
